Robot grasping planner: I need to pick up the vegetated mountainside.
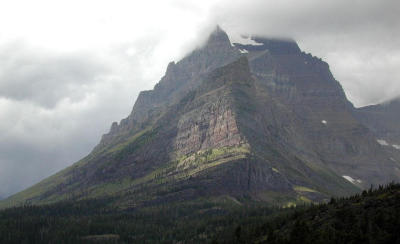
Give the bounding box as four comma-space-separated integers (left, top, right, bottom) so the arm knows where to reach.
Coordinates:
1, 27, 400, 209
218, 183, 400, 244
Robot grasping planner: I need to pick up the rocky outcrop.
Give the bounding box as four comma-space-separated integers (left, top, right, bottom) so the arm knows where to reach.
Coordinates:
175, 106, 243, 156
175, 58, 251, 156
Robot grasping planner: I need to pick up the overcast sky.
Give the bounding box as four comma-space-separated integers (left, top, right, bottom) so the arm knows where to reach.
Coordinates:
0, 0, 399, 198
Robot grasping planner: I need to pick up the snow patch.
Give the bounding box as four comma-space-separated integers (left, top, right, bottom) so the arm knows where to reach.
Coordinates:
321, 120, 327, 125
392, 144, 400, 150
343, 175, 356, 183
239, 48, 249, 54
231, 34, 263, 46
342, 175, 362, 184
377, 139, 389, 146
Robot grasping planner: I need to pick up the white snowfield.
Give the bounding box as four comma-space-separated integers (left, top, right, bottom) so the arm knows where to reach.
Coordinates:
239, 49, 249, 54
321, 120, 327, 125
376, 139, 400, 150
392, 144, 400, 150
231, 34, 263, 46
377, 139, 389, 146
342, 175, 362, 184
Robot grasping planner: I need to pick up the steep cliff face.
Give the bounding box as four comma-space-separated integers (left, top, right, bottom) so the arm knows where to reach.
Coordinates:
168, 58, 295, 199
175, 57, 251, 156
2, 27, 400, 209
96, 26, 241, 151
175, 96, 244, 156
229, 37, 400, 188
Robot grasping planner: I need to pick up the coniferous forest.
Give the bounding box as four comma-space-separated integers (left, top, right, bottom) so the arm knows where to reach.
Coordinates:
0, 183, 400, 243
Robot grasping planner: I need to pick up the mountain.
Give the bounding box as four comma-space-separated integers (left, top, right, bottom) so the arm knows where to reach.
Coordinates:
355, 98, 400, 169
1, 27, 400, 209
356, 98, 400, 148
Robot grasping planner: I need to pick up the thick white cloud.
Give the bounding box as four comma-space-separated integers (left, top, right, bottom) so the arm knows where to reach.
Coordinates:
0, 42, 110, 108
0, 0, 399, 197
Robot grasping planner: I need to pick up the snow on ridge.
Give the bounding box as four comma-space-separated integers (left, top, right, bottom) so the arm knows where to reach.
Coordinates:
377, 139, 389, 146
342, 175, 362, 184
376, 139, 400, 149
321, 120, 327, 125
231, 34, 263, 46
239, 49, 249, 54
392, 144, 400, 150
343, 175, 355, 183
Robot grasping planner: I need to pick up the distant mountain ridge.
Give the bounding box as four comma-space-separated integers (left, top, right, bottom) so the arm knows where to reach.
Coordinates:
1, 27, 399, 209
356, 98, 400, 146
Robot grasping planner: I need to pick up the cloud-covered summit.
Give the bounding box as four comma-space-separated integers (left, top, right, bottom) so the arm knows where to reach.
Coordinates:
211, 0, 400, 106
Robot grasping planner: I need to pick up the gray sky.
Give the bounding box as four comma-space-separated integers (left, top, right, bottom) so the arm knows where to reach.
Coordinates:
0, 0, 399, 198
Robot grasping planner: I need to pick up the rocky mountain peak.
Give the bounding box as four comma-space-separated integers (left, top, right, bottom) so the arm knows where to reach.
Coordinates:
165, 61, 176, 73
204, 25, 232, 50
95, 26, 241, 151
